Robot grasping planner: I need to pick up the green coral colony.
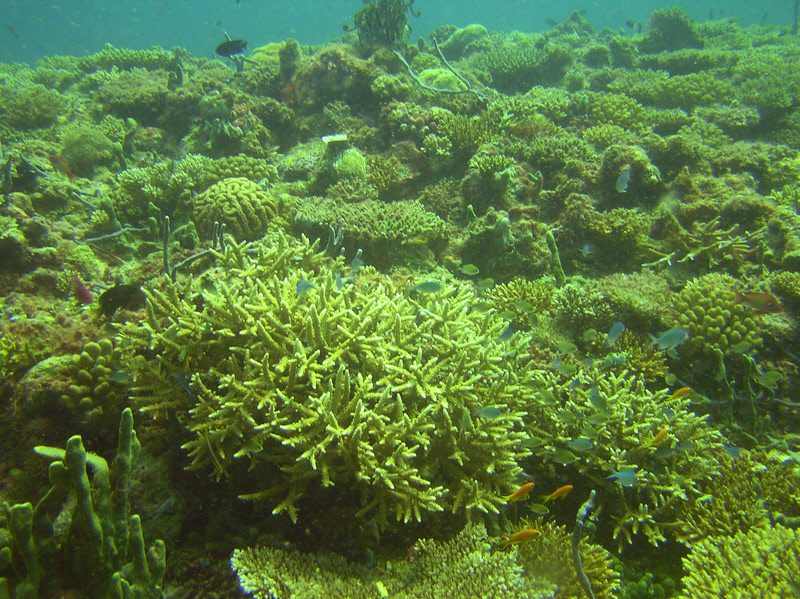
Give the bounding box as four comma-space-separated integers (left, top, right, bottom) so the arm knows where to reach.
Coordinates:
3, 3, 800, 598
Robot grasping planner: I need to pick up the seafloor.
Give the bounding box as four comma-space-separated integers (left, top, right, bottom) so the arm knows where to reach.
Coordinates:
1, 3, 800, 598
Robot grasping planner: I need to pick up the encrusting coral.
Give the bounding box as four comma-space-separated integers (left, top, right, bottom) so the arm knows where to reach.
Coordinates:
124, 227, 532, 536
231, 523, 557, 599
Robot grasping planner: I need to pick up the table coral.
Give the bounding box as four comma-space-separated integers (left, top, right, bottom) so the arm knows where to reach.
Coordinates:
192, 177, 277, 241
231, 523, 557, 599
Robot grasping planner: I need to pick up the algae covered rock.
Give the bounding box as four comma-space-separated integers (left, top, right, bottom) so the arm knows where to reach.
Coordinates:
192, 177, 277, 241
60, 125, 115, 177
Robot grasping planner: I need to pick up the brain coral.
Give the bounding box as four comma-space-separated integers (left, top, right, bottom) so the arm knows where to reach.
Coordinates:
192, 177, 277, 241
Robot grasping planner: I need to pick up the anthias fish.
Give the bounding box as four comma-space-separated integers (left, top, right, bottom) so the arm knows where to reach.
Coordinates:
540, 484, 573, 503
502, 482, 534, 503
215, 39, 247, 57
496, 528, 541, 550
734, 291, 782, 314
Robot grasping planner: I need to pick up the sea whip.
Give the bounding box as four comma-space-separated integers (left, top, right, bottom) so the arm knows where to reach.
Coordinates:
572, 490, 597, 599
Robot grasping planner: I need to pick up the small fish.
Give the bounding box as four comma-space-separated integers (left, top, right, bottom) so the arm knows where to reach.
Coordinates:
615, 164, 632, 193
603, 322, 625, 347
589, 387, 607, 412
72, 273, 93, 304
502, 482, 534, 502
350, 255, 363, 275
98, 284, 140, 318
498, 325, 514, 342
473, 406, 502, 419
48, 155, 78, 182
723, 445, 741, 459
644, 426, 668, 447
607, 467, 637, 487
108, 371, 134, 384
540, 484, 573, 503
334, 273, 343, 289
734, 291, 782, 314
409, 281, 442, 294
625, 19, 635, 29
668, 387, 693, 399
215, 39, 247, 57
7, 23, 19, 40
496, 528, 541, 550
648, 327, 690, 351
581, 243, 591, 258
528, 503, 550, 515
460, 264, 479, 276
296, 280, 316, 296
512, 300, 534, 313
475, 277, 495, 291
544, 18, 558, 26
568, 438, 593, 452
588, 412, 609, 425
551, 449, 578, 465
471, 301, 494, 313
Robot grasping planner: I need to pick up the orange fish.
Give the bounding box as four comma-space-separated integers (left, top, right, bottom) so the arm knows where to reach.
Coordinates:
496, 528, 541, 550
502, 482, 534, 503
735, 291, 782, 314
539, 484, 573, 503
669, 387, 693, 399
650, 426, 669, 446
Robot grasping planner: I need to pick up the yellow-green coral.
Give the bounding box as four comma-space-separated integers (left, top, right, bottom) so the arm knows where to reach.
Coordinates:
192, 177, 277, 241
679, 525, 800, 598
61, 339, 130, 427
522, 367, 726, 547
231, 523, 557, 599
674, 273, 761, 358
516, 519, 620, 599
124, 228, 532, 534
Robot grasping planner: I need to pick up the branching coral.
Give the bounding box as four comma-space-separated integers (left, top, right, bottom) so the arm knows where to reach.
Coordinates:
123, 228, 533, 535
679, 525, 800, 598
521, 367, 726, 548
231, 523, 557, 599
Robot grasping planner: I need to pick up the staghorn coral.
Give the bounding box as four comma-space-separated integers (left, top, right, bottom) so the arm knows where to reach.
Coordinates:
588, 93, 647, 132
115, 154, 213, 220
123, 228, 532, 536
679, 525, 800, 598
231, 523, 557, 599
674, 273, 761, 359
192, 177, 278, 241
522, 367, 726, 548
551, 283, 616, 337
676, 450, 800, 545
769, 270, 800, 311
487, 276, 556, 329
639, 7, 703, 54
515, 518, 620, 599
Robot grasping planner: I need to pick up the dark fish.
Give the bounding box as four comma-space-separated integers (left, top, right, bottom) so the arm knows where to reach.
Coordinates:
544, 18, 558, 27
98, 284, 141, 318
215, 39, 247, 57
7, 23, 19, 40
625, 20, 635, 29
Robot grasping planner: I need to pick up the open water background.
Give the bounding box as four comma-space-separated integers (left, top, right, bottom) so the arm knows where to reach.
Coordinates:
0, 0, 792, 66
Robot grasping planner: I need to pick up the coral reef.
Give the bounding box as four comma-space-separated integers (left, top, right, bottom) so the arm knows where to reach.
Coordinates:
191, 177, 278, 241
232, 523, 557, 598
0, 408, 165, 598
679, 525, 799, 598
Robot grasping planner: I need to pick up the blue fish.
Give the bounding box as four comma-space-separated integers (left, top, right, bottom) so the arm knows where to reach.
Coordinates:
410, 281, 442, 294
648, 327, 690, 351
603, 322, 625, 347
498, 325, 514, 341
296, 280, 317, 296
473, 406, 503, 419
607, 467, 637, 487
615, 164, 632, 193
334, 273, 343, 289
581, 243, 591, 257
